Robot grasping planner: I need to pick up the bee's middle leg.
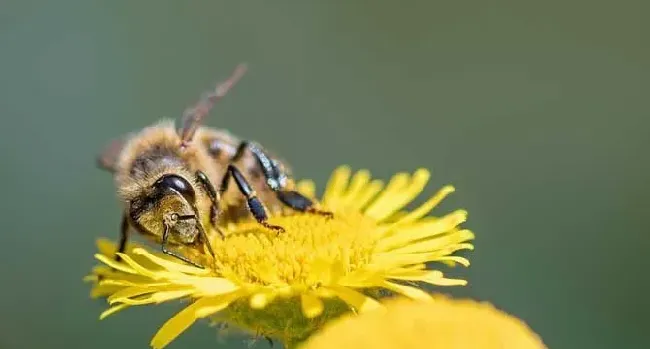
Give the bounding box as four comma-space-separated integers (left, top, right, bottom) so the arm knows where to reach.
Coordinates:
233, 141, 332, 217
219, 164, 285, 234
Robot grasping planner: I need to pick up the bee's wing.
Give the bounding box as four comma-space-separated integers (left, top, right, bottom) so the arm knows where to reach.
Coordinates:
97, 137, 126, 172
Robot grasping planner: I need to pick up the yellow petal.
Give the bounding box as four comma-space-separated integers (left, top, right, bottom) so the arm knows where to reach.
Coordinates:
381, 281, 433, 302
108, 286, 162, 304
376, 210, 468, 251
385, 269, 467, 286
113, 289, 194, 305
194, 292, 241, 318
422, 276, 468, 286
99, 303, 130, 320
392, 185, 455, 226
322, 166, 351, 206
91, 284, 123, 299
364, 169, 430, 222
249, 290, 277, 309
363, 172, 410, 220
349, 179, 384, 211
132, 248, 210, 275
435, 255, 471, 267
339, 170, 371, 207
296, 180, 316, 198
115, 253, 160, 279
98, 279, 170, 288
96, 238, 118, 257
386, 231, 474, 255
94, 254, 137, 275
174, 276, 239, 297
150, 297, 214, 349
326, 285, 381, 313
385, 269, 444, 280
373, 252, 470, 269
301, 293, 324, 318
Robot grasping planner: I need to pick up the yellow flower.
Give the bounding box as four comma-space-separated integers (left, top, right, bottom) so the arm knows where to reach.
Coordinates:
299, 295, 548, 349
86, 166, 474, 348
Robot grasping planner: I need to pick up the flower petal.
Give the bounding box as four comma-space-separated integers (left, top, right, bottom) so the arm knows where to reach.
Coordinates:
94, 254, 137, 275
392, 185, 455, 226
150, 297, 218, 349
96, 238, 118, 257
113, 289, 194, 306
296, 180, 316, 198
326, 285, 382, 313
99, 303, 130, 320
376, 210, 468, 251
385, 230, 474, 255
380, 281, 433, 302
107, 286, 163, 304
174, 276, 239, 297
363, 172, 411, 220
339, 170, 371, 207
249, 290, 277, 309
322, 166, 351, 207
385, 270, 467, 286
132, 248, 210, 275
364, 169, 430, 221
193, 292, 242, 318
115, 253, 161, 279
349, 179, 384, 211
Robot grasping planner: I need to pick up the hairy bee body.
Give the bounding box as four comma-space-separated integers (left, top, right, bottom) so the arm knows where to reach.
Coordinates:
114, 120, 292, 231
98, 65, 330, 267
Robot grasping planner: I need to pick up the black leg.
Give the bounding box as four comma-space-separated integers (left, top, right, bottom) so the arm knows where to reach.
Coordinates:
232, 141, 280, 189
220, 164, 285, 234
161, 223, 204, 268
115, 214, 130, 262
234, 141, 333, 217
276, 190, 333, 218
195, 170, 225, 239
265, 336, 274, 347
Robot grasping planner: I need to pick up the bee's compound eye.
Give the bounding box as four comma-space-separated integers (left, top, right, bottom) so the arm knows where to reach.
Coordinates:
154, 174, 196, 203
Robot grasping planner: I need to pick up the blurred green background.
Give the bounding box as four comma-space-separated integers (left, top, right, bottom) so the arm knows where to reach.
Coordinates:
1, 1, 648, 348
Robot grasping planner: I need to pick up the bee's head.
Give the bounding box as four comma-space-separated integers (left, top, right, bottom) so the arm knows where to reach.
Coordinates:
129, 174, 204, 245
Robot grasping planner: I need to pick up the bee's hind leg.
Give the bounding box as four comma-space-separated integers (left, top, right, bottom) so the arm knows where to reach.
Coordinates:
233, 141, 333, 218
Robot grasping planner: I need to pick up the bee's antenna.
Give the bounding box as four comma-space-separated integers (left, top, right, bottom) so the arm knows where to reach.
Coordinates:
179, 63, 248, 148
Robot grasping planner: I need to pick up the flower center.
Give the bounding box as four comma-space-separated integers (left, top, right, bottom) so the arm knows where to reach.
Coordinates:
206, 212, 379, 286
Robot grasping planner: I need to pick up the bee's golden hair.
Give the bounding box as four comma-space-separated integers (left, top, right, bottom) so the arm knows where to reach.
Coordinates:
113, 119, 220, 217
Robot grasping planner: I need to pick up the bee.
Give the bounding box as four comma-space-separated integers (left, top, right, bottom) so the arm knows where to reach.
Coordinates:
97, 64, 331, 267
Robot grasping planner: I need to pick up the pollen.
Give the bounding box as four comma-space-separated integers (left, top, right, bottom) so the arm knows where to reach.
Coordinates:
211, 212, 377, 286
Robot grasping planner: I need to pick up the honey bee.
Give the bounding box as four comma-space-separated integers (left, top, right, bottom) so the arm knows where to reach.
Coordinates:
97, 64, 331, 267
